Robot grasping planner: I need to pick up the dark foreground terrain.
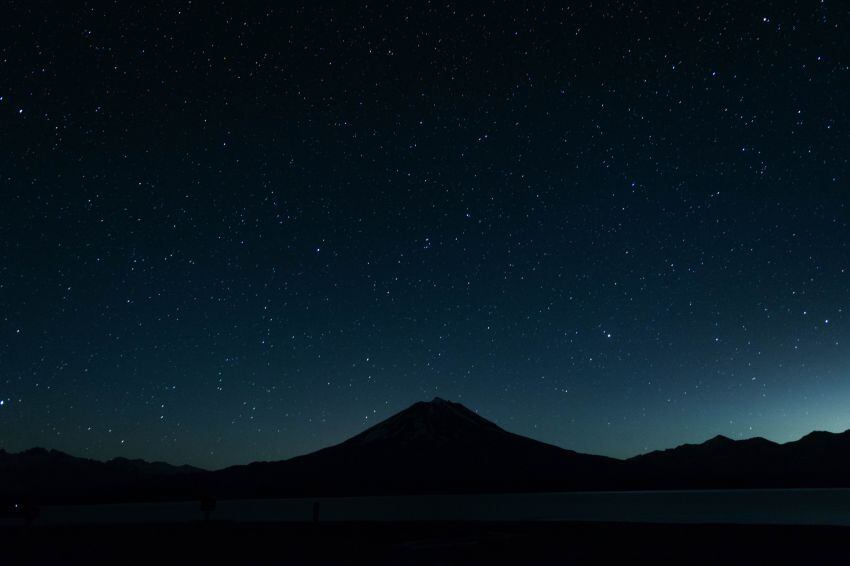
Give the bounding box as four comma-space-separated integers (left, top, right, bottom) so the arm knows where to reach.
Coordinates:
2, 521, 849, 565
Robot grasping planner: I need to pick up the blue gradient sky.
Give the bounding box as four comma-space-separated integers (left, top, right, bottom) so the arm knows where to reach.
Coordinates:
2, 1, 849, 469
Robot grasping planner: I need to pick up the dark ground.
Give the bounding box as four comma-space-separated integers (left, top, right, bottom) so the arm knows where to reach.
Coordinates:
2, 521, 850, 564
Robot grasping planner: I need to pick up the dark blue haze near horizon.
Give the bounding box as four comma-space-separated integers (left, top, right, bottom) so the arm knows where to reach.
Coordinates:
1, 1, 849, 470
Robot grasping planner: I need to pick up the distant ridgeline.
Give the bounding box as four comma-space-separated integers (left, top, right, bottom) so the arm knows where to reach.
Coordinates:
4, 398, 850, 504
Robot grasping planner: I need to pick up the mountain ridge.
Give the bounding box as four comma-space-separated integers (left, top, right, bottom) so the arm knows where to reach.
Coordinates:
5, 398, 850, 502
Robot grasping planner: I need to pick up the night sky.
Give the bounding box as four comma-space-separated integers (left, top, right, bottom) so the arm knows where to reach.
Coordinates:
2, 2, 849, 469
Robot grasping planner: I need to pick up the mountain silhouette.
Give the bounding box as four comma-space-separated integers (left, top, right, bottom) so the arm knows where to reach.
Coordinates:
626, 434, 784, 488
208, 397, 621, 497
344, 397, 510, 446
6, 399, 850, 503
0, 447, 201, 504
627, 429, 850, 489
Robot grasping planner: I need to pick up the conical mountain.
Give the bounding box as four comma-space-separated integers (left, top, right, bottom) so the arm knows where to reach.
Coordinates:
342, 397, 508, 447
210, 398, 621, 497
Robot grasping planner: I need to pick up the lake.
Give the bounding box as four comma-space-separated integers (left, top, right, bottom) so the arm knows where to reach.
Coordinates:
15, 489, 850, 526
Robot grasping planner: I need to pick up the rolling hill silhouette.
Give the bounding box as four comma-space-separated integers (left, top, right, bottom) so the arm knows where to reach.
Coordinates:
0, 447, 201, 504
6, 398, 850, 503
628, 429, 850, 489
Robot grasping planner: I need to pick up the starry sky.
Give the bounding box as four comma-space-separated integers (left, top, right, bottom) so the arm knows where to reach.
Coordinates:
1, 1, 849, 469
